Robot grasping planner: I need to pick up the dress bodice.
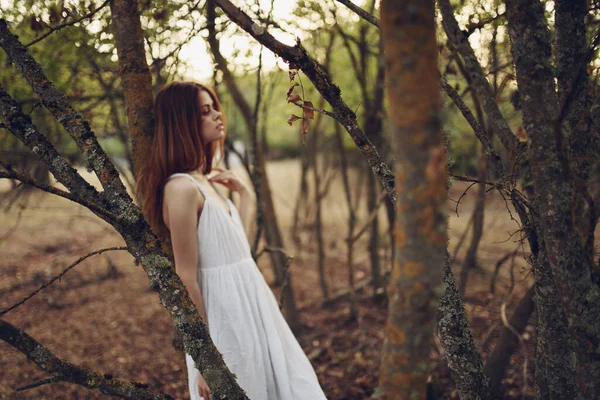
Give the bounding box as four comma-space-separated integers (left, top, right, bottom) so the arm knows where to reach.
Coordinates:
167, 173, 252, 269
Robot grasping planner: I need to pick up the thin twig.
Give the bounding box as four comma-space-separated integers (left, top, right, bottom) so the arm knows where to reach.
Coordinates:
16, 376, 64, 392
454, 182, 477, 217
0, 246, 128, 316
289, 101, 336, 119
350, 190, 387, 243
449, 210, 476, 266
25, 0, 112, 47
0, 195, 28, 244
441, 76, 507, 177
452, 174, 530, 209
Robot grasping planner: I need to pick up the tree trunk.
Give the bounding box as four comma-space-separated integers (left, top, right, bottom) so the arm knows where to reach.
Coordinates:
378, 0, 446, 397
531, 245, 579, 399
291, 145, 310, 245
334, 123, 359, 320
110, 0, 154, 184
366, 33, 386, 296
458, 150, 486, 297
484, 285, 535, 397
506, 0, 600, 395
556, 0, 597, 260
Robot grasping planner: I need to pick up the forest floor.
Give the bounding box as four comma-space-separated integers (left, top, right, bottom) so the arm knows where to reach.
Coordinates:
0, 159, 538, 399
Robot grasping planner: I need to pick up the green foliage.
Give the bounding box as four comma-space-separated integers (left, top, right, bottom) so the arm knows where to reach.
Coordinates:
0, 0, 553, 173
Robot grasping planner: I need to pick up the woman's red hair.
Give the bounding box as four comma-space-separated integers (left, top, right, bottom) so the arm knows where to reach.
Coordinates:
136, 81, 225, 233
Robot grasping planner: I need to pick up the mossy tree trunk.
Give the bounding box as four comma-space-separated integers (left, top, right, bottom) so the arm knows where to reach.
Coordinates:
377, 0, 447, 397
506, 0, 600, 396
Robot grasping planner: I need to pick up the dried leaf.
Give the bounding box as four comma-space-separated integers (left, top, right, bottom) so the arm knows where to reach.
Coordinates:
287, 94, 302, 103
286, 83, 299, 99
303, 101, 314, 119
302, 118, 309, 135
287, 114, 301, 126
289, 70, 298, 81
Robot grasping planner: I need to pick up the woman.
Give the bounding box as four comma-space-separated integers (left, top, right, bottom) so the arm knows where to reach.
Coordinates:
137, 81, 327, 400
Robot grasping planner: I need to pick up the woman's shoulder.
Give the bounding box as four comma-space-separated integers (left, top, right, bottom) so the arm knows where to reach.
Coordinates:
163, 176, 203, 205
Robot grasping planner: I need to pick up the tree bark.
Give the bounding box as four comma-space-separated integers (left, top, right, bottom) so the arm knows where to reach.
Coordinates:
109, 0, 155, 182
378, 0, 446, 397
506, 0, 600, 396
438, 259, 491, 400
531, 244, 579, 399
556, 0, 596, 255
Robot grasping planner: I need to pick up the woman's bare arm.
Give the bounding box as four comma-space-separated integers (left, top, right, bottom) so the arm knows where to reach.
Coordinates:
163, 178, 208, 323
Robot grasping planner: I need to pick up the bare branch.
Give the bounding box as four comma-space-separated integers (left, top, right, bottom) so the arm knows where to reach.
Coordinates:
452, 174, 530, 208
464, 12, 505, 35
334, 0, 379, 28
0, 247, 128, 316
441, 76, 507, 177
25, 0, 112, 47
350, 190, 387, 243
0, 159, 118, 222
0, 319, 174, 399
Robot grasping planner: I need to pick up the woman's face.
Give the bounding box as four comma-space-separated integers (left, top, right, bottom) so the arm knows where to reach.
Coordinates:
199, 90, 224, 143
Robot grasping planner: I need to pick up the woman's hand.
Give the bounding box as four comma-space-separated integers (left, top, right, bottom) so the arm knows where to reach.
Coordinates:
197, 372, 211, 400
209, 168, 250, 195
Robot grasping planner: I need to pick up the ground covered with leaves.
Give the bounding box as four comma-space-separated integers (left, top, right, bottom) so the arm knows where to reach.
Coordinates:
0, 171, 535, 399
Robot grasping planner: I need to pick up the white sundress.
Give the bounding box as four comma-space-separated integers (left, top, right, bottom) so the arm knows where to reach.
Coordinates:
167, 173, 327, 400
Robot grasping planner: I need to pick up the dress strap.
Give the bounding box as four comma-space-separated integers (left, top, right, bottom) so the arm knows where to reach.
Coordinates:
167, 173, 206, 197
